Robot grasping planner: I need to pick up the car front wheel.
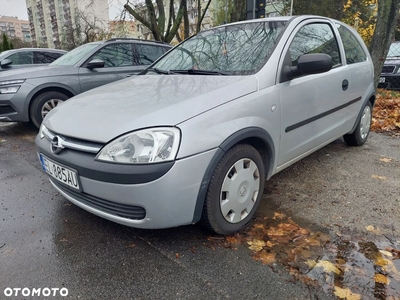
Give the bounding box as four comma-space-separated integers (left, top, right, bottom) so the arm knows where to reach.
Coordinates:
30, 91, 69, 128
343, 101, 372, 146
201, 144, 265, 235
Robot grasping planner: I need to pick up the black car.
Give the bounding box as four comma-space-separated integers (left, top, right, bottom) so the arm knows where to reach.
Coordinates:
0, 48, 67, 72
378, 41, 400, 90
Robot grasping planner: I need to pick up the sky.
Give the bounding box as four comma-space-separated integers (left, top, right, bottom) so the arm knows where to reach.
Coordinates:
0, 0, 127, 21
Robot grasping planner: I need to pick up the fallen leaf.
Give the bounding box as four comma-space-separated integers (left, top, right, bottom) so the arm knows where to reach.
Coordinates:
374, 274, 390, 285
379, 250, 393, 257
126, 243, 136, 248
175, 253, 180, 259
366, 225, 375, 232
315, 260, 341, 274
254, 250, 276, 265
272, 212, 285, 220
371, 175, 387, 180
247, 240, 266, 252
225, 236, 238, 244
265, 241, 276, 248
305, 259, 317, 269
375, 256, 388, 267
380, 157, 392, 162
334, 286, 361, 300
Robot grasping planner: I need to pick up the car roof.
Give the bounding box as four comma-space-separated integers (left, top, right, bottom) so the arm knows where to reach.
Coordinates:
0, 48, 67, 53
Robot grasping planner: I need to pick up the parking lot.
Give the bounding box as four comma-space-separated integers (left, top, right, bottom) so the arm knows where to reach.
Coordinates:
1, 122, 399, 299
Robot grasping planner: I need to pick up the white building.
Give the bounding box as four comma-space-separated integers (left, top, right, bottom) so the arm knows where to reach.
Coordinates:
26, 0, 109, 49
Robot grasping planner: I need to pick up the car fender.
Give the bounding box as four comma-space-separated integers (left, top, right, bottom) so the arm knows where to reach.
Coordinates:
191, 127, 275, 223
24, 82, 79, 114
348, 88, 376, 134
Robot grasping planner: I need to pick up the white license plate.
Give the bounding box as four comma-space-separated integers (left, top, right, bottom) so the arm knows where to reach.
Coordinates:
39, 154, 80, 190
379, 77, 386, 83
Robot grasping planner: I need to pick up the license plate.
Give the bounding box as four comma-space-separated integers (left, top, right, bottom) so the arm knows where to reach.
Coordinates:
379, 77, 386, 83
39, 154, 80, 190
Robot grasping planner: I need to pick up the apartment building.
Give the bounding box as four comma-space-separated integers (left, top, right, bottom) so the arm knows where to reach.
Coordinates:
26, 0, 109, 49
0, 16, 31, 42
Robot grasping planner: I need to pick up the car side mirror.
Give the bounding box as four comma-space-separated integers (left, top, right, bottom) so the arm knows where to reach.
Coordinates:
0, 58, 12, 68
282, 53, 333, 81
86, 59, 105, 69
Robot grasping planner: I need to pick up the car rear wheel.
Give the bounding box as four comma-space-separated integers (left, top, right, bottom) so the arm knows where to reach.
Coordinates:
343, 101, 372, 146
201, 144, 265, 235
30, 91, 69, 128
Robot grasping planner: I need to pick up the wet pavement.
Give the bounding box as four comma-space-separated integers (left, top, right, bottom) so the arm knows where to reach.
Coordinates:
1, 122, 399, 299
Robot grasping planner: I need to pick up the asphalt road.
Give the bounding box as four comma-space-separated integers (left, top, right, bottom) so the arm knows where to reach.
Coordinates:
1, 122, 399, 299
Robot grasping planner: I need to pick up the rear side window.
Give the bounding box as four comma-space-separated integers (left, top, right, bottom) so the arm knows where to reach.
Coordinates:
6, 51, 33, 65
133, 45, 167, 65
289, 23, 341, 67
337, 25, 367, 64
34, 51, 64, 64
91, 44, 133, 68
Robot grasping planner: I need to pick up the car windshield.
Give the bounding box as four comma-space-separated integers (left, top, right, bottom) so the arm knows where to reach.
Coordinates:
387, 43, 400, 57
153, 21, 287, 75
50, 43, 99, 66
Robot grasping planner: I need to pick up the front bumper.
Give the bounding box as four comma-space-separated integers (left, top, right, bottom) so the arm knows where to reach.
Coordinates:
36, 134, 217, 229
378, 74, 400, 90
0, 82, 34, 122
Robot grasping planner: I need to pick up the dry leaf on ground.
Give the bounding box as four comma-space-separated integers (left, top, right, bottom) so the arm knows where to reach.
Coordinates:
371, 175, 387, 180
315, 260, 341, 274
380, 157, 392, 162
247, 240, 266, 252
374, 274, 390, 284
334, 286, 361, 300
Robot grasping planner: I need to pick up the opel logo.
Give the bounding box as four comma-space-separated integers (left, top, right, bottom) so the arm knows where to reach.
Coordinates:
51, 136, 65, 154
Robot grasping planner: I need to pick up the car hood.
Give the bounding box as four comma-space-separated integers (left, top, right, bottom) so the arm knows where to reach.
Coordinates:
44, 74, 258, 143
0, 65, 74, 80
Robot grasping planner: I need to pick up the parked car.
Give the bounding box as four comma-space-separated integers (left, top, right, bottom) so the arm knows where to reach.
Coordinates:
36, 16, 375, 234
0, 48, 66, 71
0, 38, 171, 127
378, 41, 400, 90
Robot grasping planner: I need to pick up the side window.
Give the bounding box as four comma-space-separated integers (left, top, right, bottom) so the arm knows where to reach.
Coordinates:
133, 45, 167, 65
288, 23, 341, 67
90, 44, 133, 68
6, 51, 33, 65
337, 25, 366, 64
34, 51, 64, 64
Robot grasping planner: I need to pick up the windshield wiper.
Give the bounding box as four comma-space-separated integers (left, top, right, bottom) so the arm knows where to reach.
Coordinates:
140, 67, 172, 75
170, 69, 230, 75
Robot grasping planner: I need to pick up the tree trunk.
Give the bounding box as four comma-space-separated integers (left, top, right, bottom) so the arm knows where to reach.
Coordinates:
369, 0, 400, 89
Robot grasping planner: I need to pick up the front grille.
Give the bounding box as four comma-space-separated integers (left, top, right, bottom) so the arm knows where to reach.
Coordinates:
382, 65, 396, 73
52, 180, 146, 220
0, 105, 16, 115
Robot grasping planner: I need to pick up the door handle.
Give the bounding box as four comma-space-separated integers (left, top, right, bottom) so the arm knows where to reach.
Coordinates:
342, 79, 349, 91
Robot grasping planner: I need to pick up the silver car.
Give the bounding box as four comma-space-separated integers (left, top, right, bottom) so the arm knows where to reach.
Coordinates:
0, 39, 171, 127
36, 16, 375, 234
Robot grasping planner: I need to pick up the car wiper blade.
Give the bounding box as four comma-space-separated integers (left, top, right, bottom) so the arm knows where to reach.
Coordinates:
141, 67, 171, 75
170, 69, 230, 75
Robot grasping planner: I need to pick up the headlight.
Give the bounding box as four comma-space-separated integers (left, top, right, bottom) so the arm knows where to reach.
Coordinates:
0, 79, 25, 86
96, 127, 181, 164
0, 86, 20, 94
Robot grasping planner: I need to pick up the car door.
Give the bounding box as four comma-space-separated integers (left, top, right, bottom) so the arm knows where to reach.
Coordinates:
78, 43, 140, 93
335, 23, 372, 130
276, 20, 351, 168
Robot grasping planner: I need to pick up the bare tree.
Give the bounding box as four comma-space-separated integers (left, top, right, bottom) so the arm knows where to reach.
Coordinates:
123, 0, 212, 43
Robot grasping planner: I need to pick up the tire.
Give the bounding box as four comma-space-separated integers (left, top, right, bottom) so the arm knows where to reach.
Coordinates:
200, 144, 265, 235
343, 101, 372, 146
30, 91, 69, 128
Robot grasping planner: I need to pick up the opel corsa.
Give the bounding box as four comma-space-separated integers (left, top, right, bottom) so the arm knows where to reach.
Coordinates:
36, 16, 375, 234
